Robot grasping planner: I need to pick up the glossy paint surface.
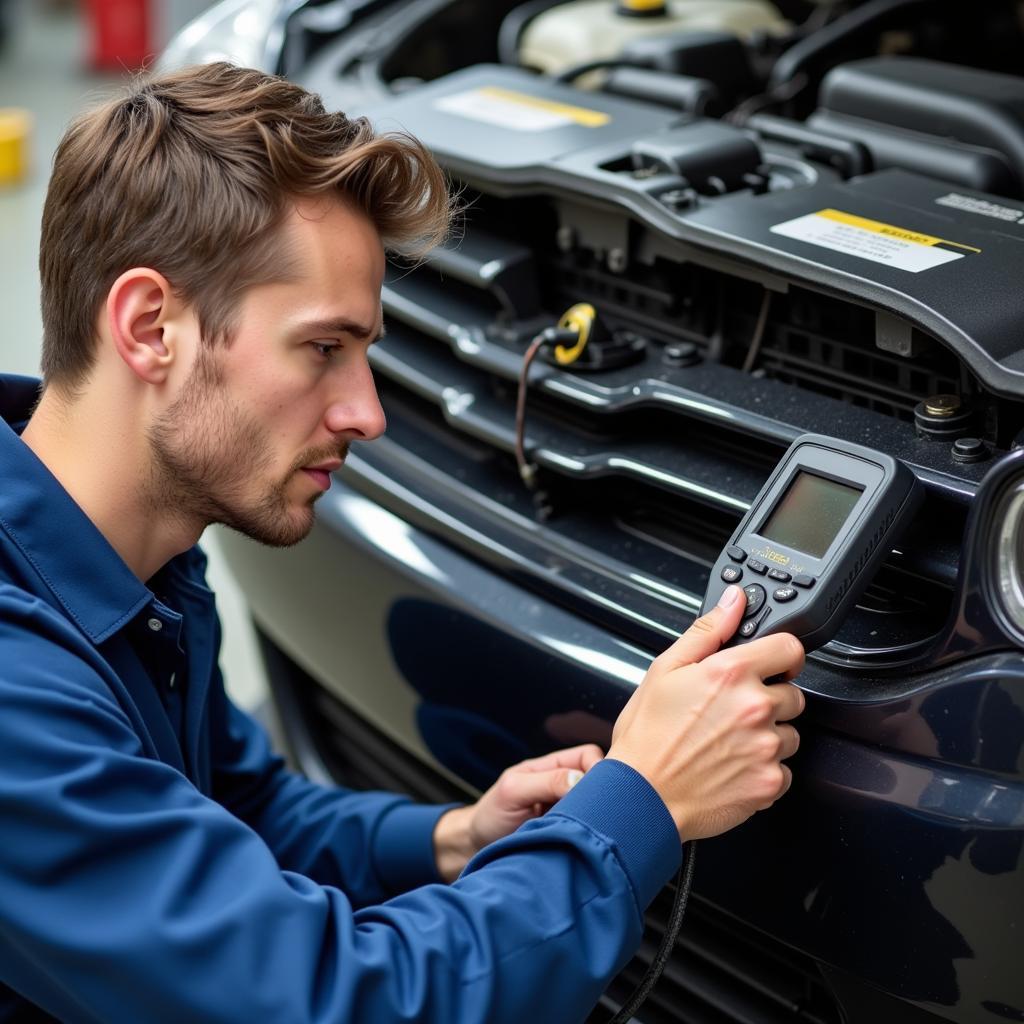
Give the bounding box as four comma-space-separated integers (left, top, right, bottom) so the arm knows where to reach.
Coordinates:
220, 470, 1023, 1023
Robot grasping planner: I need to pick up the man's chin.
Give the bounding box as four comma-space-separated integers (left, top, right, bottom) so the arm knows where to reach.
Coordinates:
224, 507, 316, 549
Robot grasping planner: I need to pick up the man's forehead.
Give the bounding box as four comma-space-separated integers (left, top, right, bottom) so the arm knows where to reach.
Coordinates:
284, 194, 382, 244
268, 197, 385, 316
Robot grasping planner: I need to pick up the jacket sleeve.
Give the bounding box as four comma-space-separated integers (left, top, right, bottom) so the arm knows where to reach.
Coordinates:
208, 671, 458, 904
0, 595, 681, 1024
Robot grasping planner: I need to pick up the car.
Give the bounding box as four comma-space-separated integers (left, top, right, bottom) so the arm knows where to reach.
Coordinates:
164, 2, 1024, 1021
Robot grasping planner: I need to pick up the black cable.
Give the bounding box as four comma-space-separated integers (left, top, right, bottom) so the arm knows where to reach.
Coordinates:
514, 317, 697, 1019
553, 57, 642, 84
607, 840, 697, 1024
741, 289, 773, 374
725, 71, 808, 127
767, 0, 940, 91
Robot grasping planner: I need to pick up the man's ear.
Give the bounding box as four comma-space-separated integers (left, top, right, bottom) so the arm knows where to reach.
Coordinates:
105, 268, 184, 384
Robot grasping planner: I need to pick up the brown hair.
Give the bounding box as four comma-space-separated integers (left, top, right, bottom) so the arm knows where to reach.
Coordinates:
39, 61, 453, 390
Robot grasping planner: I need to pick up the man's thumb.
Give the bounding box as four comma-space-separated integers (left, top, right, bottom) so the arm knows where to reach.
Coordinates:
658, 585, 745, 669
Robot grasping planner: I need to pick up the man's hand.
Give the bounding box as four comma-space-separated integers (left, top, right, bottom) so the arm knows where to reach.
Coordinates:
608, 584, 805, 841
433, 744, 603, 883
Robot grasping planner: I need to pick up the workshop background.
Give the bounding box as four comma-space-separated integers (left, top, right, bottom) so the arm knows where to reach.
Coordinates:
0, 0, 270, 713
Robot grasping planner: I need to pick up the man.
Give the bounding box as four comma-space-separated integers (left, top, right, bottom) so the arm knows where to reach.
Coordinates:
0, 63, 804, 1022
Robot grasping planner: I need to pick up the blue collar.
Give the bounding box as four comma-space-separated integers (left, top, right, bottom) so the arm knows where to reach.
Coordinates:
0, 374, 152, 644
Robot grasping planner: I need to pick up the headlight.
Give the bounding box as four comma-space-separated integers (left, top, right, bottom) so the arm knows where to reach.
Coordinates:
994, 477, 1024, 635
157, 0, 284, 73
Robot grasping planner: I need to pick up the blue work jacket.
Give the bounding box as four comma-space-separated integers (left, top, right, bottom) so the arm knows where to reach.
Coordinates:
0, 373, 680, 1023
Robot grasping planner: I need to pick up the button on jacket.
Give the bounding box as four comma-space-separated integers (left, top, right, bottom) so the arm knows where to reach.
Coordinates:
0, 373, 680, 1023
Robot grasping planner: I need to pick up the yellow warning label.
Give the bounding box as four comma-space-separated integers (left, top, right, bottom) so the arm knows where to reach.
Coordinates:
816, 209, 980, 253
770, 208, 980, 273
476, 86, 610, 127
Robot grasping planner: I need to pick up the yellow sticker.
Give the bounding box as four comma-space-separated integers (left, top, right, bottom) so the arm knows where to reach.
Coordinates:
815, 209, 980, 253
770, 208, 980, 273
477, 87, 610, 127
436, 86, 610, 131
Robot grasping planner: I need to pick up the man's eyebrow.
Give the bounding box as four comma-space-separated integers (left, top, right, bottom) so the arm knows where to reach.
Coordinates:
298, 318, 386, 342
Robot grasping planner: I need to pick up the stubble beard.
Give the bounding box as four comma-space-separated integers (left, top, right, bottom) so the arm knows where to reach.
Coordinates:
147, 350, 342, 548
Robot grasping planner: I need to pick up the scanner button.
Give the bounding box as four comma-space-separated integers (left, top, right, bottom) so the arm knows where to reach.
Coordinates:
720, 565, 743, 584
767, 568, 791, 582
742, 584, 766, 618
773, 586, 797, 602
792, 574, 815, 588
726, 545, 747, 563
746, 559, 767, 575
738, 619, 760, 639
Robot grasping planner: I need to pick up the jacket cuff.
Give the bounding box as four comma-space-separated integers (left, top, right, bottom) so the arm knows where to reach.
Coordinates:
549, 758, 681, 911
373, 801, 462, 893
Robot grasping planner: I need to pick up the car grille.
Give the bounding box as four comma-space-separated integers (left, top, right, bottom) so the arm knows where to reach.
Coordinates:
283, 656, 842, 1024
541, 251, 963, 422
366, 196, 970, 665
595, 897, 842, 1024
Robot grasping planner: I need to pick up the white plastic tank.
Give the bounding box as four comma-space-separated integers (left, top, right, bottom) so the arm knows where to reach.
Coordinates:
519, 0, 789, 76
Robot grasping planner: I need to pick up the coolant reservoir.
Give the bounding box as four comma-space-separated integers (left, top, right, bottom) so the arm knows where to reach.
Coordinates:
519, 0, 788, 76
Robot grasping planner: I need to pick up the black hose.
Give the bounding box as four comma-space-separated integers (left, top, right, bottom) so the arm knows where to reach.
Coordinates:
768, 0, 942, 91
498, 0, 569, 67
553, 57, 644, 84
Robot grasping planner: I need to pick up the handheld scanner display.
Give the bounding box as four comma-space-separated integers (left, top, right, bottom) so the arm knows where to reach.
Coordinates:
700, 435, 924, 651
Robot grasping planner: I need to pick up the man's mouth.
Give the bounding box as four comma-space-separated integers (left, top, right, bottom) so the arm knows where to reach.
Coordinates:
301, 458, 343, 492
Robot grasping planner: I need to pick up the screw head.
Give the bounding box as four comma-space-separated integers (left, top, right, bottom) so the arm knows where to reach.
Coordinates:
663, 342, 700, 367
951, 437, 989, 463
925, 394, 961, 417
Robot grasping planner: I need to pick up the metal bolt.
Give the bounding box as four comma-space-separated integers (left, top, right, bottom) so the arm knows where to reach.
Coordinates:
607, 248, 627, 273
925, 394, 961, 417
659, 187, 697, 212
663, 342, 700, 367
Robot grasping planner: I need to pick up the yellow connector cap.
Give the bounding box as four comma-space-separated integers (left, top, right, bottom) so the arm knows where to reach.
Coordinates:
555, 303, 597, 365
618, 0, 668, 13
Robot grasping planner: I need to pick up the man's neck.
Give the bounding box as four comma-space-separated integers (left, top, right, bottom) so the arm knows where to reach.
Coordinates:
20, 383, 202, 582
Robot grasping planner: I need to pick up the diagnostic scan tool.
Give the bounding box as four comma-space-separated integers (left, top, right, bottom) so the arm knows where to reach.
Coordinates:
701, 435, 924, 651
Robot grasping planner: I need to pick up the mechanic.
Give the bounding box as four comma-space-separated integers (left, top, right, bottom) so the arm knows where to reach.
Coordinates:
0, 62, 804, 1023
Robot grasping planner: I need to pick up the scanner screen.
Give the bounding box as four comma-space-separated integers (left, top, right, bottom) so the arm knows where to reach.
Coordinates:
759, 471, 863, 558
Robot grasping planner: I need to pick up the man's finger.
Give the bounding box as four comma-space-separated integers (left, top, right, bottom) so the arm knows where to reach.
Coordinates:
502, 767, 584, 810
770, 682, 805, 723
776, 723, 801, 760
710, 632, 806, 685
656, 585, 746, 670
777, 763, 793, 799
515, 744, 604, 774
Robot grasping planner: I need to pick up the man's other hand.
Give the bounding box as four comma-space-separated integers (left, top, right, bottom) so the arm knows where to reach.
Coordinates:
433, 743, 603, 882
608, 584, 806, 841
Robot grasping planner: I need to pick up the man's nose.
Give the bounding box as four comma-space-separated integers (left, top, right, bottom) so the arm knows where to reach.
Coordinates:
324, 363, 387, 440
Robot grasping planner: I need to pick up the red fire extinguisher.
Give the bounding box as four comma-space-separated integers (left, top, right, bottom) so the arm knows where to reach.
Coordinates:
84, 0, 152, 71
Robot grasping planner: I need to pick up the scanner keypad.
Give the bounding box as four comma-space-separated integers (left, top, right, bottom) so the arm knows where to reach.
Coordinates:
742, 584, 766, 618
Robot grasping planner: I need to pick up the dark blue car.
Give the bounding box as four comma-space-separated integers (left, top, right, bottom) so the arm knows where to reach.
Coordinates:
170, 2, 1024, 1020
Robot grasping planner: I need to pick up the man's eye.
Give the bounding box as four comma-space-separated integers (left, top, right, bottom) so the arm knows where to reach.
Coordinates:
311, 341, 341, 359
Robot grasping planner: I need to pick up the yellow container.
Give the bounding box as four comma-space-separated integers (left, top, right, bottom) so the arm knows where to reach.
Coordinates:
0, 109, 32, 185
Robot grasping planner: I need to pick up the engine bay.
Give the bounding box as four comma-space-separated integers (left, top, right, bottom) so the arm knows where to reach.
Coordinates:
278, 0, 1024, 681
